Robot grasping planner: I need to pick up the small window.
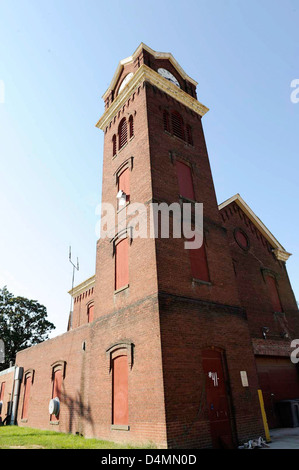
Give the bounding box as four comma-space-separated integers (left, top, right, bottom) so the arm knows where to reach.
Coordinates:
163, 110, 170, 132
21, 375, 32, 420
171, 111, 185, 140
115, 238, 129, 291
186, 125, 193, 146
118, 118, 127, 150
189, 238, 210, 282
176, 161, 195, 200
112, 135, 117, 157
87, 304, 94, 323
128, 115, 134, 139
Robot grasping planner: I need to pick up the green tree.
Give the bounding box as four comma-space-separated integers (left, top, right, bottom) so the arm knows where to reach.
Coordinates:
0, 286, 55, 371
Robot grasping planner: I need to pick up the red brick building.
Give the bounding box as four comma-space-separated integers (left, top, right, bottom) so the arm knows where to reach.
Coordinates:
1, 44, 299, 448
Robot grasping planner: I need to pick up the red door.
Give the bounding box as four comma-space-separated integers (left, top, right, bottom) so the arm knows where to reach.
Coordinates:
202, 349, 233, 448
112, 355, 129, 425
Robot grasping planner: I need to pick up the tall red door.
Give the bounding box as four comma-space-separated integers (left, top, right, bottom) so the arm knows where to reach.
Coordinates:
112, 355, 129, 425
202, 349, 233, 448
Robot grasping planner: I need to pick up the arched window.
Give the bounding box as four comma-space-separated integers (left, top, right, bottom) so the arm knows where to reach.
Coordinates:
87, 303, 94, 323
171, 111, 185, 140
118, 118, 127, 150
106, 342, 134, 429
176, 160, 195, 200
112, 353, 129, 426
128, 115, 134, 139
50, 361, 66, 422
186, 124, 193, 146
266, 275, 282, 313
189, 237, 210, 283
21, 370, 34, 420
163, 110, 170, 132
117, 167, 130, 208
112, 134, 117, 157
115, 237, 129, 291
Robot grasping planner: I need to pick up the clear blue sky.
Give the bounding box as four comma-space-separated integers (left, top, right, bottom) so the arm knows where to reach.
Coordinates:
0, 0, 298, 336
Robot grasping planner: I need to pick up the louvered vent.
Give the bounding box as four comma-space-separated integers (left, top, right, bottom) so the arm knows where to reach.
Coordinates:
112, 135, 117, 156
129, 115, 134, 139
118, 118, 128, 150
171, 111, 185, 140
163, 111, 170, 132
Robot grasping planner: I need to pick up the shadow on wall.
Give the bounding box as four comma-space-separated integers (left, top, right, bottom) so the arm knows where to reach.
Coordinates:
61, 389, 95, 436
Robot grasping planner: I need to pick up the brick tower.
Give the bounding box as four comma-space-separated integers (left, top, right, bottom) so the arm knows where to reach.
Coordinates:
7, 44, 298, 448
93, 44, 264, 448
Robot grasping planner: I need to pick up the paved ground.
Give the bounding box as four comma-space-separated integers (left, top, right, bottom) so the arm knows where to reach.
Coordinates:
266, 427, 299, 449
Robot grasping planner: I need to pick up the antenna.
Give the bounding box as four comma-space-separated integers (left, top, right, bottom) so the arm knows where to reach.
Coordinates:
69, 246, 79, 330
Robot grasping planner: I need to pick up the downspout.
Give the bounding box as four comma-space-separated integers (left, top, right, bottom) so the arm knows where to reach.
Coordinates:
10, 366, 23, 425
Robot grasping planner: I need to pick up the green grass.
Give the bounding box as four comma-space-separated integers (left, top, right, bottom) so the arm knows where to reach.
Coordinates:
0, 426, 156, 449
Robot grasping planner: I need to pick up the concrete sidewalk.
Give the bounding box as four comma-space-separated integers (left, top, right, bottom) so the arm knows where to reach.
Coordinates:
266, 428, 299, 449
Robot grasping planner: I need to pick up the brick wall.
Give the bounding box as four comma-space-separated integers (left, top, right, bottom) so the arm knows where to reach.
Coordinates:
220, 201, 299, 352
0, 367, 15, 424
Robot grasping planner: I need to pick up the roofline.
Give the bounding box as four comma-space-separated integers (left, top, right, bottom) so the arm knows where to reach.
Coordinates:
219, 193, 291, 262
102, 42, 198, 100
68, 275, 95, 297
96, 64, 208, 130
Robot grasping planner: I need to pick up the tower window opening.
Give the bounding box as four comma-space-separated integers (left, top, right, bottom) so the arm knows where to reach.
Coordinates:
129, 115, 134, 139
171, 111, 185, 141
112, 134, 117, 157
163, 110, 170, 132
118, 118, 128, 150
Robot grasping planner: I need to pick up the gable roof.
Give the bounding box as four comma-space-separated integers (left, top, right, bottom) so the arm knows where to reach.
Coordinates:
102, 42, 198, 100
218, 193, 291, 262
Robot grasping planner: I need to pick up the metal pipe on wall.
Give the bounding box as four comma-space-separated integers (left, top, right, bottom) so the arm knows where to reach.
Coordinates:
10, 366, 23, 425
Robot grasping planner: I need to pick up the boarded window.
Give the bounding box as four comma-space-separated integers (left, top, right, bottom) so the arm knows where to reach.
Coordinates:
112, 354, 129, 425
176, 161, 195, 200
115, 238, 129, 291
235, 229, 249, 250
189, 239, 210, 282
87, 304, 94, 323
171, 111, 185, 140
129, 115, 134, 139
118, 168, 130, 206
266, 275, 282, 312
21, 375, 32, 420
163, 110, 170, 132
112, 135, 117, 157
118, 118, 127, 150
51, 369, 62, 421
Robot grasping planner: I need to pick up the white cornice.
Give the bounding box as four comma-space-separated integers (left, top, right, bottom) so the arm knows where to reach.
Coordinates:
103, 42, 198, 100
68, 275, 95, 297
96, 64, 208, 131
219, 194, 291, 261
